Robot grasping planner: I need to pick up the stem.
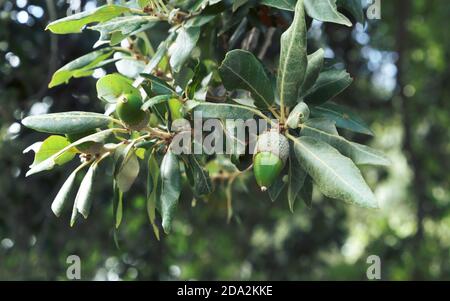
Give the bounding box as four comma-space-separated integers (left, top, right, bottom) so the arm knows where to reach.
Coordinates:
129, 7, 146, 15
75, 159, 93, 173
280, 106, 286, 124
285, 132, 299, 144
112, 47, 134, 55
112, 128, 130, 134
111, 118, 125, 127
226, 175, 237, 223
268, 107, 281, 119
252, 110, 279, 128
145, 127, 173, 139
157, 0, 170, 14
211, 164, 253, 181
94, 151, 112, 166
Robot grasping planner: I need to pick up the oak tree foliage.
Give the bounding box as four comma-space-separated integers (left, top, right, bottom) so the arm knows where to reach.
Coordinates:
21, 0, 388, 238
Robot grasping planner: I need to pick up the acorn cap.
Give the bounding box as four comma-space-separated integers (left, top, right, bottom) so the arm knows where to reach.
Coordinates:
254, 130, 289, 164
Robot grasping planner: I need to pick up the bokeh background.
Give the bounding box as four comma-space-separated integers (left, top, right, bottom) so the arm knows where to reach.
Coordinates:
1, 0, 449, 280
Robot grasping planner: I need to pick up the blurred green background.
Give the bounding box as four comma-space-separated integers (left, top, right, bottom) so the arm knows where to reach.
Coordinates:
1, 0, 449, 280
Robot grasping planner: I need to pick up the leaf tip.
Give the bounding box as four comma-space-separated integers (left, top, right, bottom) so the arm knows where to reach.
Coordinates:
162, 221, 171, 235
154, 228, 161, 241
77, 208, 90, 219
51, 205, 61, 218
21, 116, 32, 129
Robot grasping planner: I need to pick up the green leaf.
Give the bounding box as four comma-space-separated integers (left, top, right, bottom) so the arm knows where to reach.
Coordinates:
186, 63, 211, 100
113, 181, 123, 229
304, 68, 353, 106
259, 0, 296, 11
46, 5, 130, 34
278, 0, 308, 109
51, 165, 85, 217
185, 14, 217, 28
268, 175, 287, 202
135, 33, 176, 88
228, 18, 248, 49
186, 100, 256, 120
117, 152, 140, 193
232, 0, 249, 12
114, 143, 140, 193
299, 49, 325, 97
337, 0, 364, 24
185, 155, 213, 196
169, 26, 201, 73
300, 176, 313, 208
173, 67, 195, 90
115, 55, 146, 79
219, 49, 274, 109
26, 129, 115, 177
192, 73, 213, 101
90, 15, 159, 46
301, 118, 390, 166
142, 95, 172, 111
75, 161, 99, 218
22, 112, 113, 135
25, 135, 76, 168
49, 49, 114, 88
292, 136, 378, 208
138, 0, 151, 8
304, 0, 352, 27
311, 102, 373, 135
70, 197, 79, 227
97, 73, 141, 103
147, 152, 161, 240
206, 155, 240, 175
288, 151, 307, 212
160, 150, 182, 234
140, 73, 175, 96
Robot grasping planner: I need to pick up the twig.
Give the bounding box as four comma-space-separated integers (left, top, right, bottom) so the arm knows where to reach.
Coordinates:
258, 27, 276, 60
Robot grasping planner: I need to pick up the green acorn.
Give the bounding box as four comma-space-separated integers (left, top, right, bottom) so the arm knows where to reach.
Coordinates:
253, 130, 289, 191
116, 93, 148, 130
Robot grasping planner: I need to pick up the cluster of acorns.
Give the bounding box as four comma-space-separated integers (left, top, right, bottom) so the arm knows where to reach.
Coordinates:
67, 92, 310, 194
110, 95, 309, 193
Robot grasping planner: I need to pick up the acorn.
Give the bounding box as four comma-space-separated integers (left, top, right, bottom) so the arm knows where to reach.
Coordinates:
116, 93, 148, 130
286, 102, 310, 129
253, 130, 290, 191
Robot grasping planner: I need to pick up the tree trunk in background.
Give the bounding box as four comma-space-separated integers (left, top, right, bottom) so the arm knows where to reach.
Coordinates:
395, 0, 428, 279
